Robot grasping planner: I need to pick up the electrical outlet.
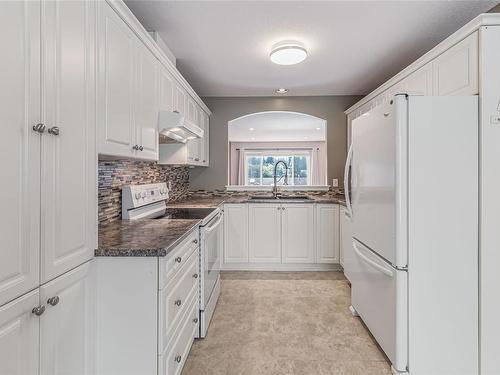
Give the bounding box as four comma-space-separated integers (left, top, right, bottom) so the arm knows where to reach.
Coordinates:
332, 178, 339, 188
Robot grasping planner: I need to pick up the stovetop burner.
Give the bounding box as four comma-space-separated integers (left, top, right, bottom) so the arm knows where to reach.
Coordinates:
154, 207, 216, 220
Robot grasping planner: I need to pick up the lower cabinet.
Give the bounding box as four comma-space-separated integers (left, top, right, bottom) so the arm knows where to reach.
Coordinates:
248, 204, 282, 263
0, 261, 94, 375
316, 204, 340, 263
96, 228, 200, 375
282, 204, 315, 263
0, 290, 39, 375
339, 206, 354, 281
224, 203, 340, 269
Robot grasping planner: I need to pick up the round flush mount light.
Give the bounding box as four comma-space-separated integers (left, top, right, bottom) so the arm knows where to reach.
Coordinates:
270, 41, 307, 65
275, 88, 289, 94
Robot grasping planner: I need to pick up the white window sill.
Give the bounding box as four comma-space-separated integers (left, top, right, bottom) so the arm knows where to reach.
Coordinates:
225, 185, 331, 192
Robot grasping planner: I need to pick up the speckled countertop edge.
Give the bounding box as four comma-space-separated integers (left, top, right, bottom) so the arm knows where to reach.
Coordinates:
95, 219, 201, 257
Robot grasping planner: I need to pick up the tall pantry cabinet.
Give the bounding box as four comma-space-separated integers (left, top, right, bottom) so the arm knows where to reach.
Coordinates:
0, 1, 96, 374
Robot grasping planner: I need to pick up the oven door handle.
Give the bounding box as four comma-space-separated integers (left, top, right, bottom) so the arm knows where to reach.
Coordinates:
204, 213, 222, 233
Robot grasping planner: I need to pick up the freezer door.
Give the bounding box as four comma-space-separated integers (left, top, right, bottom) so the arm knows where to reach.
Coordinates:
350, 95, 407, 267
351, 239, 407, 373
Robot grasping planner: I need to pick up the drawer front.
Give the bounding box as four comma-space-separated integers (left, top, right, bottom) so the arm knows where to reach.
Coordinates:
159, 249, 199, 352
160, 229, 199, 290
159, 291, 199, 375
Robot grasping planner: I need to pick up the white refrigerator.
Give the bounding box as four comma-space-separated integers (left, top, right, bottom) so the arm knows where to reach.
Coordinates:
344, 94, 479, 375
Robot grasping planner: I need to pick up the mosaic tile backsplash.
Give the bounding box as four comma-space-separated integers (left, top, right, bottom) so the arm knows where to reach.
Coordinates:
98, 159, 189, 224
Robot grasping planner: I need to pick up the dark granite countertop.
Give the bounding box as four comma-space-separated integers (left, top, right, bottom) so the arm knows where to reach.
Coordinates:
96, 218, 201, 257
166, 192, 346, 208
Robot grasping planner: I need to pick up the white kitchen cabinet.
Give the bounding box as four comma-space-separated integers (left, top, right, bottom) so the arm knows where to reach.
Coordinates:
135, 43, 159, 160
248, 204, 282, 263
0, 0, 41, 306
339, 206, 353, 281
316, 204, 340, 264
201, 111, 210, 166
186, 98, 201, 164
173, 82, 187, 116
0, 289, 40, 375
159, 67, 174, 112
281, 204, 315, 263
404, 62, 433, 95
433, 31, 478, 96
40, 261, 94, 375
97, 1, 160, 161
97, 1, 136, 158
224, 204, 249, 263
41, 0, 97, 283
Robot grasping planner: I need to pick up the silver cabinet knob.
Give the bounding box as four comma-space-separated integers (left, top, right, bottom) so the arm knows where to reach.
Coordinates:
193, 273, 198, 279
175, 256, 182, 263
139, 145, 144, 151
193, 317, 198, 324
32, 305, 45, 316
132, 145, 139, 150
193, 239, 198, 244
174, 299, 182, 307
203, 160, 206, 163
32, 123, 46, 133
174, 355, 182, 363
47, 126, 60, 135
47, 296, 59, 306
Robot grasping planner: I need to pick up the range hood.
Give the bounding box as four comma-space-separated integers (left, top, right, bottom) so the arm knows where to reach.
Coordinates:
159, 110, 203, 143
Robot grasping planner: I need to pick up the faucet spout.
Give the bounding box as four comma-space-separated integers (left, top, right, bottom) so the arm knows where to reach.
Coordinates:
273, 160, 289, 197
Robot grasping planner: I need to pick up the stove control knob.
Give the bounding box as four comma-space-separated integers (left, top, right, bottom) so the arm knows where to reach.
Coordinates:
135, 192, 141, 199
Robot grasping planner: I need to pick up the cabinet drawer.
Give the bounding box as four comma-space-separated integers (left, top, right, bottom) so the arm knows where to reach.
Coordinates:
160, 229, 199, 289
159, 290, 199, 375
159, 249, 199, 353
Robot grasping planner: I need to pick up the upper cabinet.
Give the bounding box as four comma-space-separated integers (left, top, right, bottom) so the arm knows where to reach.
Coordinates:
346, 31, 480, 133
97, 1, 210, 164
432, 32, 478, 96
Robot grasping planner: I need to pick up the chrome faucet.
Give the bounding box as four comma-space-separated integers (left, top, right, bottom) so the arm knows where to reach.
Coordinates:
273, 160, 289, 197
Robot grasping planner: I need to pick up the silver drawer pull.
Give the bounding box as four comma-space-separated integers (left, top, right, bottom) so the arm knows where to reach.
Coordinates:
47, 296, 59, 306
174, 355, 182, 363
174, 299, 182, 307
32, 305, 45, 316
193, 317, 198, 324
193, 239, 198, 244
175, 256, 182, 263
193, 273, 198, 279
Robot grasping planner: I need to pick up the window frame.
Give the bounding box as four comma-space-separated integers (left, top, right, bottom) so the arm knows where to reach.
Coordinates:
244, 149, 312, 186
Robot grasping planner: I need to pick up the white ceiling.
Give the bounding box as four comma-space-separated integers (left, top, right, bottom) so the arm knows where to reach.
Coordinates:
125, 0, 498, 97
228, 111, 326, 142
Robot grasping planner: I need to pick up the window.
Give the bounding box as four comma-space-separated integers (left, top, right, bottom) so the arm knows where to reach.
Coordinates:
245, 151, 311, 186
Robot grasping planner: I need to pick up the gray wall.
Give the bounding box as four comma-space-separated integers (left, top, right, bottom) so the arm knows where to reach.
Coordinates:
189, 96, 362, 191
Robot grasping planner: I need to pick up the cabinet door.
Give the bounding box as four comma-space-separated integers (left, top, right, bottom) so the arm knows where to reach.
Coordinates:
41, 0, 96, 283
135, 43, 159, 160
159, 67, 174, 113
224, 204, 248, 263
248, 204, 281, 263
186, 99, 200, 164
0, 289, 39, 375
339, 206, 354, 281
97, 1, 136, 157
202, 111, 210, 166
282, 204, 315, 263
0, 0, 40, 306
433, 32, 478, 96
404, 63, 433, 95
40, 261, 94, 375
173, 82, 186, 115
316, 204, 340, 264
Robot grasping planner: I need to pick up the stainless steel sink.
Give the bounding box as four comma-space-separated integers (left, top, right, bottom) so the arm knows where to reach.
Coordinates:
248, 195, 313, 203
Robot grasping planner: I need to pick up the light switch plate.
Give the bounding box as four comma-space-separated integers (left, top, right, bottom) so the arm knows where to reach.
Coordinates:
332, 178, 339, 187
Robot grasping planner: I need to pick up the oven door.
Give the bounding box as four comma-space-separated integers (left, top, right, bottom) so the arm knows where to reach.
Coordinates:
200, 211, 222, 310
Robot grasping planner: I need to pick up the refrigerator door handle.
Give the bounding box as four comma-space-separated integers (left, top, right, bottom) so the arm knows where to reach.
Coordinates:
352, 240, 393, 277
344, 143, 354, 217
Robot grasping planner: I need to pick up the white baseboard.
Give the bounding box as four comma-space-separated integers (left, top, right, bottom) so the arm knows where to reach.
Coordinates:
221, 263, 342, 272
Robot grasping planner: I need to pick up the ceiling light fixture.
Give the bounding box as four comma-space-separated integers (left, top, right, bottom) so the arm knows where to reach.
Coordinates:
275, 88, 289, 94
316, 127, 321, 130
270, 40, 307, 65
249, 127, 255, 131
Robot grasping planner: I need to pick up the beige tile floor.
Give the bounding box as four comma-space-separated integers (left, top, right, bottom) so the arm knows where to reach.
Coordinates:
182, 271, 392, 375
